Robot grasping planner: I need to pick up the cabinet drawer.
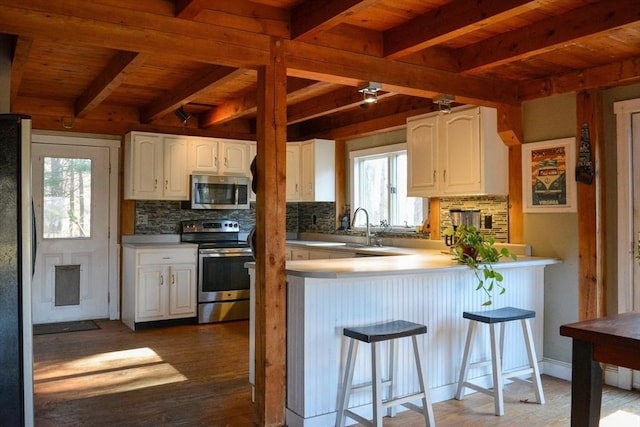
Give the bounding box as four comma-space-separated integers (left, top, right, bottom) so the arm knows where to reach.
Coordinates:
137, 249, 196, 265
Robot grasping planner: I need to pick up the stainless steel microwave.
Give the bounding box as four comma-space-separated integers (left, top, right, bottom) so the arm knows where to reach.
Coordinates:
190, 175, 250, 209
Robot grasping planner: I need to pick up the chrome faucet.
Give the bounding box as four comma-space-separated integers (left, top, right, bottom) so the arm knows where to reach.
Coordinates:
351, 207, 372, 246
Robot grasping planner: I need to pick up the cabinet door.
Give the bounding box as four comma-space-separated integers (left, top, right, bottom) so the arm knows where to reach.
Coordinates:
137, 266, 165, 321
191, 138, 219, 173
300, 142, 315, 200
167, 264, 196, 317
130, 133, 163, 199
407, 115, 439, 196
289, 248, 308, 260
286, 144, 301, 201
221, 141, 249, 175
440, 108, 481, 194
163, 137, 190, 199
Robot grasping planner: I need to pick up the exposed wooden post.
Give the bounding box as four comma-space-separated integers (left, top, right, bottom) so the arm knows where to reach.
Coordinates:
335, 139, 346, 227
576, 90, 605, 320
254, 37, 287, 426
428, 198, 440, 240
497, 104, 523, 244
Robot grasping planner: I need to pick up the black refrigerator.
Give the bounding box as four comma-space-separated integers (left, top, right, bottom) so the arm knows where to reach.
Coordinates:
0, 113, 34, 426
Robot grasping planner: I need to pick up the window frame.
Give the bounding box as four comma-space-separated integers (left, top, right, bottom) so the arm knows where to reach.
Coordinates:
349, 143, 427, 231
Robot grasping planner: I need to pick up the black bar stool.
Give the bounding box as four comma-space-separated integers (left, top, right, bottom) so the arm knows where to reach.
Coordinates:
455, 306, 545, 416
335, 320, 435, 427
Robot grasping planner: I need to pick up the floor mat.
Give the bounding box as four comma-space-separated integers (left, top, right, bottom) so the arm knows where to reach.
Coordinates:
33, 320, 100, 335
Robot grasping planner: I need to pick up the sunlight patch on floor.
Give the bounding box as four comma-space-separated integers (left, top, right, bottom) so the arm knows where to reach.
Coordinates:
34, 347, 186, 400
35, 347, 162, 380
601, 410, 640, 427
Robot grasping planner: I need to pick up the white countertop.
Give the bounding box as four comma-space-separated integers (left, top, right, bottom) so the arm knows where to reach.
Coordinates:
247, 240, 560, 279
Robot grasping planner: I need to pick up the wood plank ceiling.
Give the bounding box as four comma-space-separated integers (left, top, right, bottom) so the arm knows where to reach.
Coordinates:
3, 0, 640, 140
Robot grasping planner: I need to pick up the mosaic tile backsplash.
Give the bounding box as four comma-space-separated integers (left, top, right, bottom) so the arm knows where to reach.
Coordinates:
134, 200, 335, 235
439, 195, 509, 242
134, 196, 509, 242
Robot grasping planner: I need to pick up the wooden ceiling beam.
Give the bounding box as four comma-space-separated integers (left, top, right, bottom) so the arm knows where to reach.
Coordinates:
383, 0, 537, 59
284, 39, 520, 106
200, 78, 332, 127
10, 36, 31, 108
458, 0, 640, 72
141, 66, 247, 123
200, 92, 257, 127
291, 0, 382, 41
284, 79, 334, 104
178, 0, 290, 38
0, 2, 271, 69
519, 55, 640, 101
287, 86, 395, 125
75, 51, 149, 118
293, 95, 437, 140
13, 95, 255, 137
175, 0, 207, 19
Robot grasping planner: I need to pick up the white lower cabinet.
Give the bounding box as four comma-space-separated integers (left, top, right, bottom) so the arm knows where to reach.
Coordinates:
122, 245, 197, 330
287, 246, 354, 260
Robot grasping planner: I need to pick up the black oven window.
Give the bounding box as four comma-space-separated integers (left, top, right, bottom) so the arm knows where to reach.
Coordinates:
201, 256, 251, 292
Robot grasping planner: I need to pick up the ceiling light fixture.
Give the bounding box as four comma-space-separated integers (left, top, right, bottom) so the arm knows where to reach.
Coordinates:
174, 106, 191, 124
358, 82, 382, 104
434, 94, 455, 114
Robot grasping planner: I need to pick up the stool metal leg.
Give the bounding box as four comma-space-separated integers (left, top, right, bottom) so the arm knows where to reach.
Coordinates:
411, 335, 436, 427
336, 338, 359, 427
372, 341, 383, 426
521, 319, 545, 404
455, 320, 477, 400
489, 323, 505, 416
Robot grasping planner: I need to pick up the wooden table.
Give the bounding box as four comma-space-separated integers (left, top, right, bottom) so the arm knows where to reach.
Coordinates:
560, 312, 640, 427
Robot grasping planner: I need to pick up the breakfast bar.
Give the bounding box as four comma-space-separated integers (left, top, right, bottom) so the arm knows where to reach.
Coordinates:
248, 247, 558, 427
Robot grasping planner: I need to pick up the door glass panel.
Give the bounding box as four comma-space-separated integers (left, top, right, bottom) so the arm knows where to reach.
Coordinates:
43, 157, 92, 239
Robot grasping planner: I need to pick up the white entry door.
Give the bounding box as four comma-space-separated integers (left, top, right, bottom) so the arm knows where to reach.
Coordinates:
31, 143, 111, 324
615, 99, 640, 390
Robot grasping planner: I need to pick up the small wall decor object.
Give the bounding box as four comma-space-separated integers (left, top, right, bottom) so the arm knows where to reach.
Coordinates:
576, 124, 595, 184
522, 137, 577, 213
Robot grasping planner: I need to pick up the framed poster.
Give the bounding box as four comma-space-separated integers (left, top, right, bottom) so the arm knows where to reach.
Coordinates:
522, 137, 576, 213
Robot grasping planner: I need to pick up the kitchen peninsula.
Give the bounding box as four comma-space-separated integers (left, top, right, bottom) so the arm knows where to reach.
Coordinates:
247, 244, 558, 427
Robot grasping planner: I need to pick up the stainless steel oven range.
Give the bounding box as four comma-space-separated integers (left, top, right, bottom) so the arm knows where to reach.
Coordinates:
180, 219, 252, 324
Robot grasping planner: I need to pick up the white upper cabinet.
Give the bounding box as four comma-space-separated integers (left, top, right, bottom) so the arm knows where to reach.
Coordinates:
407, 106, 508, 197
406, 114, 439, 195
221, 140, 251, 175
124, 132, 190, 200
190, 138, 251, 176
163, 136, 191, 199
190, 137, 219, 173
286, 139, 335, 202
286, 144, 301, 201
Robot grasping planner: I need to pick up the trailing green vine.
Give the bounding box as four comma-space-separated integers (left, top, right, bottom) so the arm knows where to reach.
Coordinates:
443, 225, 517, 306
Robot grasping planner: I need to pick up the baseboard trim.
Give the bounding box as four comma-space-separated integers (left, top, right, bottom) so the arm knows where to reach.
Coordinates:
541, 358, 572, 381
541, 357, 632, 390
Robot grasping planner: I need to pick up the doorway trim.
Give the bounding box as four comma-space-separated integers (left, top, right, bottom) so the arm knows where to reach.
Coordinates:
32, 131, 120, 320
614, 97, 640, 390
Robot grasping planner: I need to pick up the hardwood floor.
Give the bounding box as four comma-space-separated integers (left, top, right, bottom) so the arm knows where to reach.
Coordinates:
34, 320, 640, 427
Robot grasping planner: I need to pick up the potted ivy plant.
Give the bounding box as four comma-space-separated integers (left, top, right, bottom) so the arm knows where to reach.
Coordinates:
443, 225, 517, 306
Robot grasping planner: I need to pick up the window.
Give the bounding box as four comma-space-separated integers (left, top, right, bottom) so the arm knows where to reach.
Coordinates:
350, 143, 425, 228
42, 157, 92, 239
